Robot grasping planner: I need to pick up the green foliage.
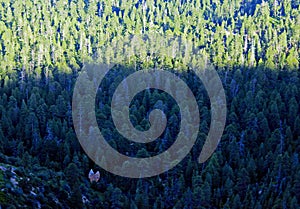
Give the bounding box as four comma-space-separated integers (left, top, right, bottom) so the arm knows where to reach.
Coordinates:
0, 0, 298, 78
0, 0, 299, 208
0, 170, 6, 204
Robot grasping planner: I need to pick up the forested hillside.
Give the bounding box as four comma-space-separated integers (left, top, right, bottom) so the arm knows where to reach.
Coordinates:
0, 0, 299, 208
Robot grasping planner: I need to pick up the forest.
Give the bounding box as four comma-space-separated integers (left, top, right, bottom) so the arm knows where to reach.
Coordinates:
0, 0, 299, 208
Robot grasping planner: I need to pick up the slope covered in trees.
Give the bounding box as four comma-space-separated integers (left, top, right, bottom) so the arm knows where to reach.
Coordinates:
0, 0, 299, 78
0, 0, 299, 208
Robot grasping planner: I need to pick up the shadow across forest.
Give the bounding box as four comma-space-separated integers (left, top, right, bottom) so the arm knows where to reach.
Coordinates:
0, 64, 300, 208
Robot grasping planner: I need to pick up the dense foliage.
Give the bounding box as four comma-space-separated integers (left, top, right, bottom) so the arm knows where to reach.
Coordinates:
0, 0, 299, 208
